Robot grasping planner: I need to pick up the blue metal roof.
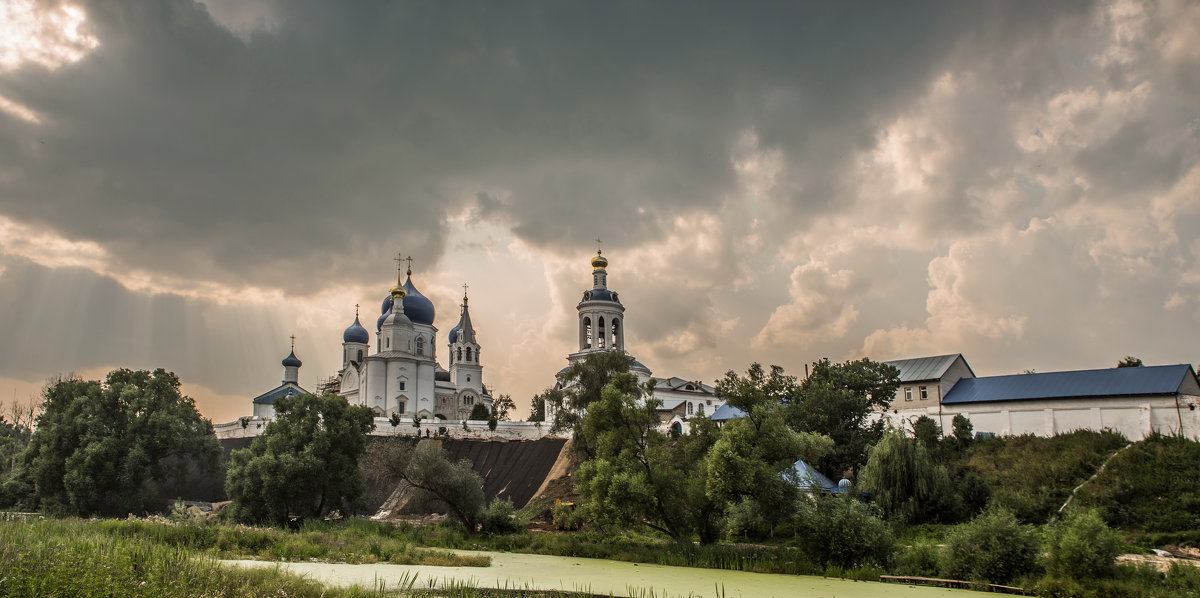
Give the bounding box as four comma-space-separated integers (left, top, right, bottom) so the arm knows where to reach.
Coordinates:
942, 364, 1196, 404
343, 316, 369, 344
789, 459, 846, 493
251, 382, 307, 405
402, 277, 436, 325
710, 403, 747, 421
884, 354, 969, 382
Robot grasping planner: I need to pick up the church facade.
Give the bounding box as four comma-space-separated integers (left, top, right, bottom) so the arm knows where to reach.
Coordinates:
334, 265, 492, 421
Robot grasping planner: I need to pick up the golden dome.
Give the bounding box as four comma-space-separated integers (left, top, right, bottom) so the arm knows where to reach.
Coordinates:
390, 286, 406, 299
591, 249, 608, 270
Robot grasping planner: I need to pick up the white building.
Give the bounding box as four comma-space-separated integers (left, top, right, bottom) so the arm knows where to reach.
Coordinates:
880, 355, 1200, 441
249, 344, 309, 420
553, 250, 723, 429
333, 265, 491, 421
247, 264, 492, 422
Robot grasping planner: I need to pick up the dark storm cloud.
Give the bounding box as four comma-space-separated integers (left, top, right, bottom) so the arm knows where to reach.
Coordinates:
0, 0, 1099, 295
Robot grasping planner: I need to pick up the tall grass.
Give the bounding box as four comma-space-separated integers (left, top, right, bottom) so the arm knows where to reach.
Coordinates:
95, 516, 488, 566
0, 518, 385, 597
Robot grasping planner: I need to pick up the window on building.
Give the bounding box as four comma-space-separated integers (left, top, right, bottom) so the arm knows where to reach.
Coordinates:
597, 317, 606, 349
416, 335, 425, 356
386, 338, 390, 349
466, 347, 473, 361
919, 386, 928, 400
356, 349, 363, 361
904, 387, 913, 401
457, 346, 462, 361
399, 381, 406, 391
397, 401, 406, 413
697, 403, 705, 416
583, 317, 592, 349
687, 402, 693, 415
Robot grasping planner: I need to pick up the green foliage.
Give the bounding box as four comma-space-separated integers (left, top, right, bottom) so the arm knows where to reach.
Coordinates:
785, 358, 900, 475
551, 351, 633, 449
709, 364, 833, 537
859, 428, 955, 524
911, 415, 941, 451
375, 441, 485, 532
942, 506, 1040, 584
527, 389, 552, 422
1074, 433, 1200, 532
15, 370, 220, 516
576, 373, 724, 543
491, 394, 516, 421
467, 402, 490, 421
388, 412, 402, 428
1043, 508, 1124, 580
477, 498, 526, 535
893, 542, 942, 577
225, 393, 375, 525
1117, 356, 1144, 367
951, 414, 974, 448
551, 500, 583, 531
791, 494, 895, 568
955, 430, 1128, 523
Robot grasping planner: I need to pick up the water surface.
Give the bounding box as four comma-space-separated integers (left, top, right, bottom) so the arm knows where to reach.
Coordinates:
226, 550, 993, 598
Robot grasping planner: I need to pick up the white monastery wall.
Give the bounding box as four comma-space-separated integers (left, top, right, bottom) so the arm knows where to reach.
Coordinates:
215, 417, 557, 441
885, 394, 1200, 441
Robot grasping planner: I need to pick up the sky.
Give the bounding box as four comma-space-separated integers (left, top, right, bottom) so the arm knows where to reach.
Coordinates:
0, 0, 1197, 423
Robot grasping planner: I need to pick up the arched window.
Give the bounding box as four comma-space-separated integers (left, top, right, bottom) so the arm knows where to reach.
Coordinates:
582, 317, 592, 349
356, 349, 363, 361
597, 317, 606, 349
611, 319, 620, 349
457, 346, 463, 361
466, 347, 473, 361
416, 335, 425, 356
697, 403, 705, 416
687, 402, 694, 415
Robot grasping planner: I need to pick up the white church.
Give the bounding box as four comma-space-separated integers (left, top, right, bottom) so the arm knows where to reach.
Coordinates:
247, 262, 492, 424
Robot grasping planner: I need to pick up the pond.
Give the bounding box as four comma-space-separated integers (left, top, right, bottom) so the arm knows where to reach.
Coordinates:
226, 550, 994, 597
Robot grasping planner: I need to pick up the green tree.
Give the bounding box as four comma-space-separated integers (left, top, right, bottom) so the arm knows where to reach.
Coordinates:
575, 373, 724, 543
942, 507, 1039, 584
859, 428, 955, 524
1116, 356, 1144, 367
378, 441, 485, 531
911, 415, 941, 452
786, 358, 900, 475
707, 364, 834, 536
388, 412, 402, 430
491, 394, 516, 421
951, 414, 974, 447
1043, 508, 1123, 580
551, 351, 634, 456
16, 370, 220, 516
467, 403, 490, 421
226, 393, 374, 525
526, 390, 550, 422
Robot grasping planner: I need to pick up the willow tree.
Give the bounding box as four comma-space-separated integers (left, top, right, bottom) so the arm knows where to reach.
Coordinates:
859, 428, 953, 524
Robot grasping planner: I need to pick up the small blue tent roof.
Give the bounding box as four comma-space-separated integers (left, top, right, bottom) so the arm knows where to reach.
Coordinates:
710, 404, 747, 421
789, 459, 846, 493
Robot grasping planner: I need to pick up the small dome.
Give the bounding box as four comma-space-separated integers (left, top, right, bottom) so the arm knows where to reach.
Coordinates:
402, 277, 436, 325
380, 295, 393, 314
343, 316, 369, 344
448, 324, 461, 344
282, 351, 302, 368
591, 249, 608, 270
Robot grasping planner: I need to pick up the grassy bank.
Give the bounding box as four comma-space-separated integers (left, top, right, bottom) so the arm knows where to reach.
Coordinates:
97, 516, 488, 566
0, 518, 615, 597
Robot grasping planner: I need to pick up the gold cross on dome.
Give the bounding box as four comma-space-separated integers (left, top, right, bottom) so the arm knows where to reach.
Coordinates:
289, 334, 296, 351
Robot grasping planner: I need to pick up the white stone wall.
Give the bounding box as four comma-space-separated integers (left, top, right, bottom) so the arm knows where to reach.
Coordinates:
882, 394, 1200, 440
215, 417, 559, 441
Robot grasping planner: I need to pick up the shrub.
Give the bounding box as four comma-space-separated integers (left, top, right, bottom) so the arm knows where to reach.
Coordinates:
551, 500, 583, 531
942, 506, 1039, 584
792, 495, 895, 568
478, 498, 526, 535
894, 542, 941, 577
1043, 508, 1124, 580
1074, 433, 1200, 533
